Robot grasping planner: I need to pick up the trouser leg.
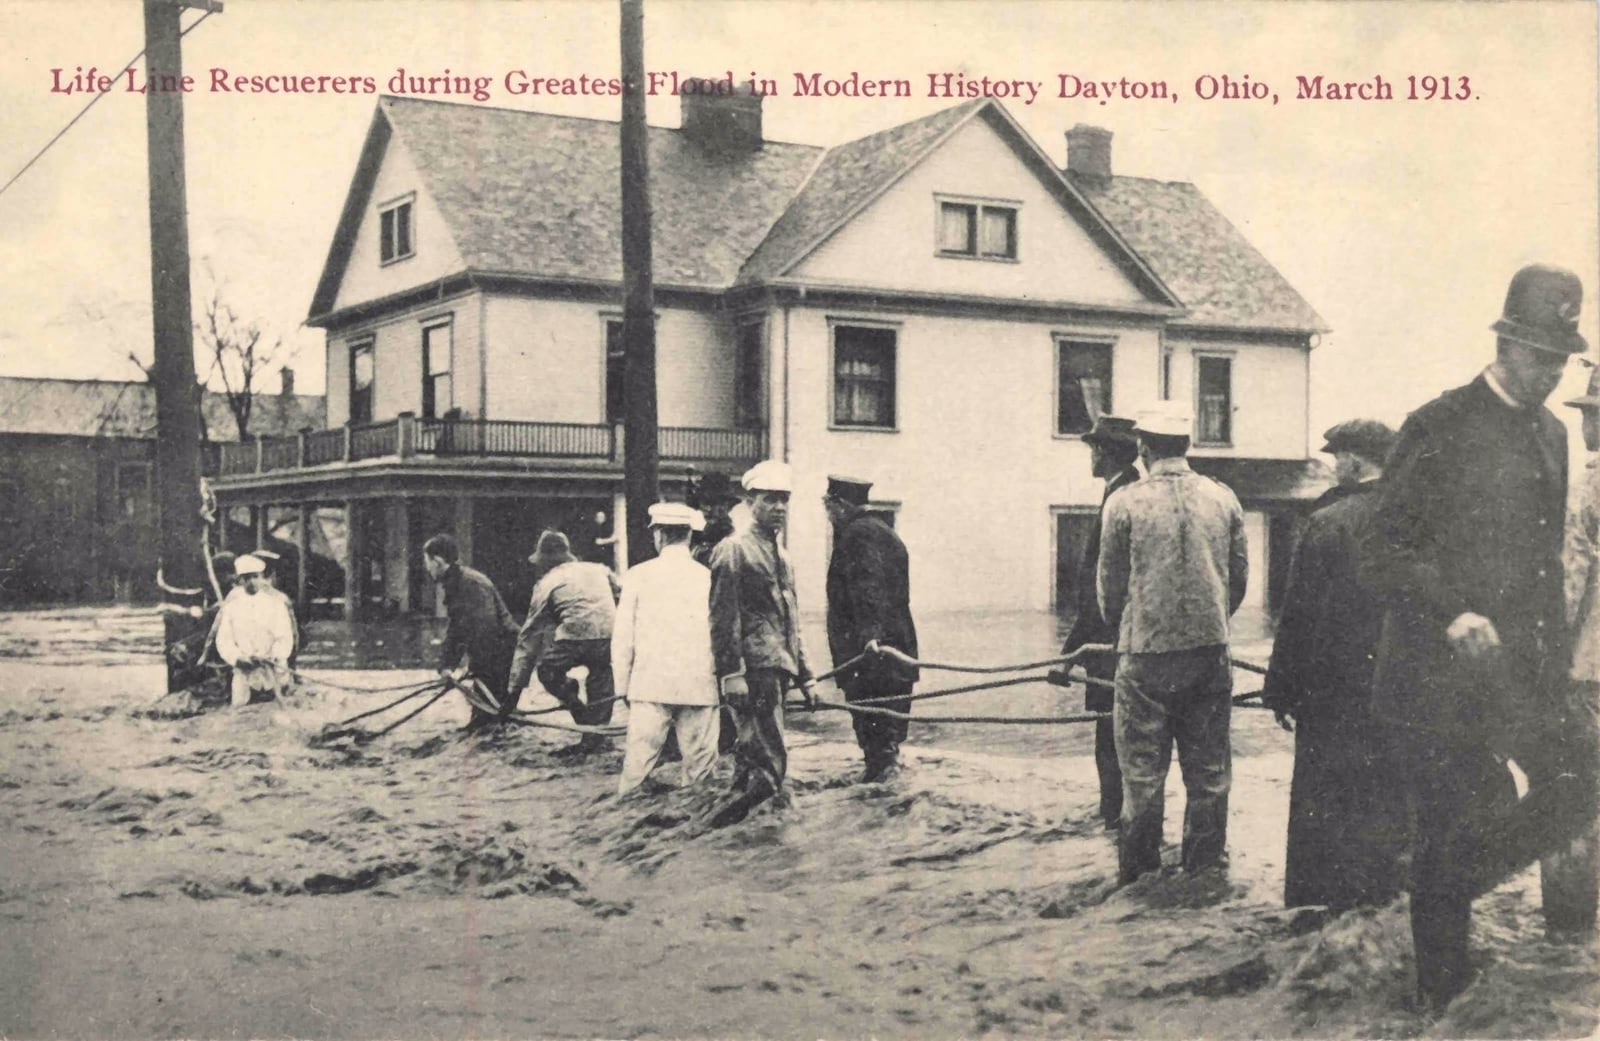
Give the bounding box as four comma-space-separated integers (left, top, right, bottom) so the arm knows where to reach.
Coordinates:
538, 640, 614, 729
733, 669, 788, 800
1115, 657, 1173, 885
844, 677, 911, 771
675, 705, 722, 785
1174, 684, 1233, 873
579, 641, 616, 726
618, 702, 674, 794
1534, 681, 1600, 935
230, 670, 252, 708
1087, 666, 1121, 825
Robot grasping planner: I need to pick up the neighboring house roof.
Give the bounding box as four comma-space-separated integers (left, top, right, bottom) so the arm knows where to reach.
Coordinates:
312, 95, 1321, 336
0, 377, 327, 440
1190, 457, 1335, 503
1068, 173, 1328, 334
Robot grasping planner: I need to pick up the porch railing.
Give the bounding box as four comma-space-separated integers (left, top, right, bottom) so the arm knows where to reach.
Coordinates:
205, 414, 767, 479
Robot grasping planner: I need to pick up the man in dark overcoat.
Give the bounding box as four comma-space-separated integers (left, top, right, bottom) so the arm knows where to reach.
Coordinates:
1263, 418, 1407, 912
824, 475, 919, 782
422, 533, 520, 731
1364, 264, 1598, 1011
1055, 415, 1140, 829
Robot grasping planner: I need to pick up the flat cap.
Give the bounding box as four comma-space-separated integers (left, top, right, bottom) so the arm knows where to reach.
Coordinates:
1320, 418, 1397, 463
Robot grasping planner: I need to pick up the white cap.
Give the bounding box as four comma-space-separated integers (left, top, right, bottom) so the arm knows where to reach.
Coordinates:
234, 554, 266, 576
1134, 401, 1193, 438
648, 502, 706, 531
740, 460, 793, 493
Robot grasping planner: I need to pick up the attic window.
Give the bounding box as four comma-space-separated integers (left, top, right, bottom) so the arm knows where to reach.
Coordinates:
379, 196, 414, 264
937, 197, 1017, 260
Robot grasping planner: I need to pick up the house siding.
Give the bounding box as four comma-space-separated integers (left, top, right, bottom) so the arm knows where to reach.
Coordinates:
332, 134, 467, 314
792, 117, 1149, 307
326, 290, 483, 426
1168, 336, 1310, 460
781, 304, 1162, 615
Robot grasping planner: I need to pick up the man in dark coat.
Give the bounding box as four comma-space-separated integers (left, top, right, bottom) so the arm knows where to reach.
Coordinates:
1364, 264, 1598, 1011
824, 475, 919, 782
1055, 415, 1140, 829
1263, 418, 1407, 912
422, 533, 519, 731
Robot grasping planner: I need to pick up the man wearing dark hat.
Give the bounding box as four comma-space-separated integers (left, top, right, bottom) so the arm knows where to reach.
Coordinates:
689, 471, 741, 568
1364, 264, 1599, 1010
422, 534, 519, 730
824, 475, 919, 782
1263, 417, 1407, 912
1055, 414, 1141, 829
508, 529, 621, 753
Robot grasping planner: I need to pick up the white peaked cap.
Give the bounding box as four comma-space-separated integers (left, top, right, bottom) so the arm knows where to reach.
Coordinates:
1134, 401, 1193, 438
234, 554, 266, 576
741, 460, 793, 493
648, 502, 706, 531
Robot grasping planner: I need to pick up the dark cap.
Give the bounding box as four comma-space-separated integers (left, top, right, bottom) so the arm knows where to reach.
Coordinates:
1492, 264, 1588, 355
696, 471, 740, 504
1320, 418, 1397, 463
825, 475, 873, 506
527, 529, 576, 568
1082, 414, 1138, 447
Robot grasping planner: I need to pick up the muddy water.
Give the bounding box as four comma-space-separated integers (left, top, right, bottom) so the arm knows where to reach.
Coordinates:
0, 606, 1595, 1039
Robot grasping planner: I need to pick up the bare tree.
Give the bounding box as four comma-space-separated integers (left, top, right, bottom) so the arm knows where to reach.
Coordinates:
193, 264, 300, 441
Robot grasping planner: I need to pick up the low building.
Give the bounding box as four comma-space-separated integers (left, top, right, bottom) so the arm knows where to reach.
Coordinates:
209, 92, 1328, 622
0, 375, 325, 603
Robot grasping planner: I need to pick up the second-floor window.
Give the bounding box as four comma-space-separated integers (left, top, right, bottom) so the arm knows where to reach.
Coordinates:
938, 198, 1018, 260
379, 197, 414, 264
604, 318, 626, 424
1057, 338, 1113, 436
833, 324, 897, 429
422, 321, 452, 418
735, 318, 766, 429
1196, 354, 1234, 445
350, 340, 374, 425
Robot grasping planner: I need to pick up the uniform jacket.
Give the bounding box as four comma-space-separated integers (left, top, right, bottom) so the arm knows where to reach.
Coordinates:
438, 564, 519, 675
508, 560, 619, 694
710, 525, 811, 682
1566, 456, 1600, 683
611, 544, 718, 706
214, 587, 296, 689
1062, 465, 1140, 666
1262, 481, 1385, 716
1098, 456, 1249, 654
826, 505, 919, 686
1364, 374, 1568, 737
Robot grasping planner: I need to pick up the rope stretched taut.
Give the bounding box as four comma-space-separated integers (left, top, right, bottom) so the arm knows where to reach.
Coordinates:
298, 672, 442, 696
803, 695, 1108, 725
848, 671, 1053, 706
872, 643, 1113, 675
330, 679, 448, 728
364, 685, 455, 739
1231, 658, 1269, 676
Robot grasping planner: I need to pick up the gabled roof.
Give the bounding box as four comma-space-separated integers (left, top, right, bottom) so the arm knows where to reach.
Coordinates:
308, 97, 824, 318
1067, 173, 1328, 334
0, 377, 326, 440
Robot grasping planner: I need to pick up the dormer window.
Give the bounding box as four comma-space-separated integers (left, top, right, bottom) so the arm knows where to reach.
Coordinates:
937, 197, 1017, 260
379, 195, 414, 264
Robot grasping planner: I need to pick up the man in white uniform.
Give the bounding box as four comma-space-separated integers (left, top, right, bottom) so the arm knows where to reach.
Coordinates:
613, 503, 721, 795
213, 554, 296, 708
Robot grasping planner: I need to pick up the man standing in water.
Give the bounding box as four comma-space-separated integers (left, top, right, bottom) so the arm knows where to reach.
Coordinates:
708, 460, 814, 825
422, 534, 519, 731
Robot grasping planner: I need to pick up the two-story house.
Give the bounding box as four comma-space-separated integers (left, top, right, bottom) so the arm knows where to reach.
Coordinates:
208, 92, 1327, 623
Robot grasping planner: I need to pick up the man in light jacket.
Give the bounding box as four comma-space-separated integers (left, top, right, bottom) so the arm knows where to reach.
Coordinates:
214, 554, 296, 708
613, 502, 721, 795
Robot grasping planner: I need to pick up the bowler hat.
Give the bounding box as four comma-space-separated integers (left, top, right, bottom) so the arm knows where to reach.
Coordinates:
1082, 414, 1138, 447
1492, 264, 1588, 355
1320, 418, 1397, 463
1565, 365, 1600, 410
825, 475, 873, 506
527, 529, 576, 568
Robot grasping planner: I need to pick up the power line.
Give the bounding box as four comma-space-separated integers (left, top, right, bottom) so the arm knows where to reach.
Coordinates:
0, 10, 214, 201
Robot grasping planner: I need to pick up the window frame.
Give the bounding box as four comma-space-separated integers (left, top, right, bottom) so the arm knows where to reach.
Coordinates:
378, 193, 416, 266
828, 319, 901, 433
601, 314, 626, 425
349, 337, 376, 425
734, 315, 768, 431
1053, 335, 1116, 439
1194, 351, 1235, 447
420, 317, 453, 419
934, 194, 1020, 262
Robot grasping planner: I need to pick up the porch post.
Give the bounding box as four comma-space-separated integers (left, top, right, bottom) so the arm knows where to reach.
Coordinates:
252, 505, 267, 551
396, 498, 414, 614
296, 503, 311, 609
612, 490, 628, 573
344, 499, 364, 622
453, 497, 474, 568
397, 411, 417, 459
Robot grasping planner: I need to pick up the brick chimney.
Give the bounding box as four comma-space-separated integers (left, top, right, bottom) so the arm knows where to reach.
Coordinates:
680, 78, 764, 154
279, 366, 295, 397
1065, 124, 1113, 181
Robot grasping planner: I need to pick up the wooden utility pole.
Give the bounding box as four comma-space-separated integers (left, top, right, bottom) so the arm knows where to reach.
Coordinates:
144, 0, 219, 689
619, 0, 660, 567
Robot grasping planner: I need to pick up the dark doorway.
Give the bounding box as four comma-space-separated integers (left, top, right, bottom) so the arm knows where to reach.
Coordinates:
471, 496, 613, 613
1054, 509, 1098, 619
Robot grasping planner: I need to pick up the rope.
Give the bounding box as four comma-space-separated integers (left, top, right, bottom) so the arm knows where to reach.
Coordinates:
848, 671, 1052, 706
365, 685, 455, 739
871, 643, 1113, 675
297, 672, 440, 696
330, 680, 447, 728
504, 715, 627, 737
1231, 658, 1269, 676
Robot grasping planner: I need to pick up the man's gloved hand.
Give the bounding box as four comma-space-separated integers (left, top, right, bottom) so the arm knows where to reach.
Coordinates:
1259, 693, 1295, 732
865, 639, 882, 658
720, 674, 749, 709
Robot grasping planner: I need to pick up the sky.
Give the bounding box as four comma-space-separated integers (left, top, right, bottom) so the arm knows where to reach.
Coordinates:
0, 0, 1596, 437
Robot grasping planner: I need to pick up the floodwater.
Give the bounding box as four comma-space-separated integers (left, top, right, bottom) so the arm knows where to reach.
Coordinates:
0, 605, 1595, 1039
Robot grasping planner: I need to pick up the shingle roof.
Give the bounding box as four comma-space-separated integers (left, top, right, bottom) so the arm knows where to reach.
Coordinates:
0, 377, 326, 440
736, 101, 984, 283
1068, 173, 1328, 333
379, 97, 823, 289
